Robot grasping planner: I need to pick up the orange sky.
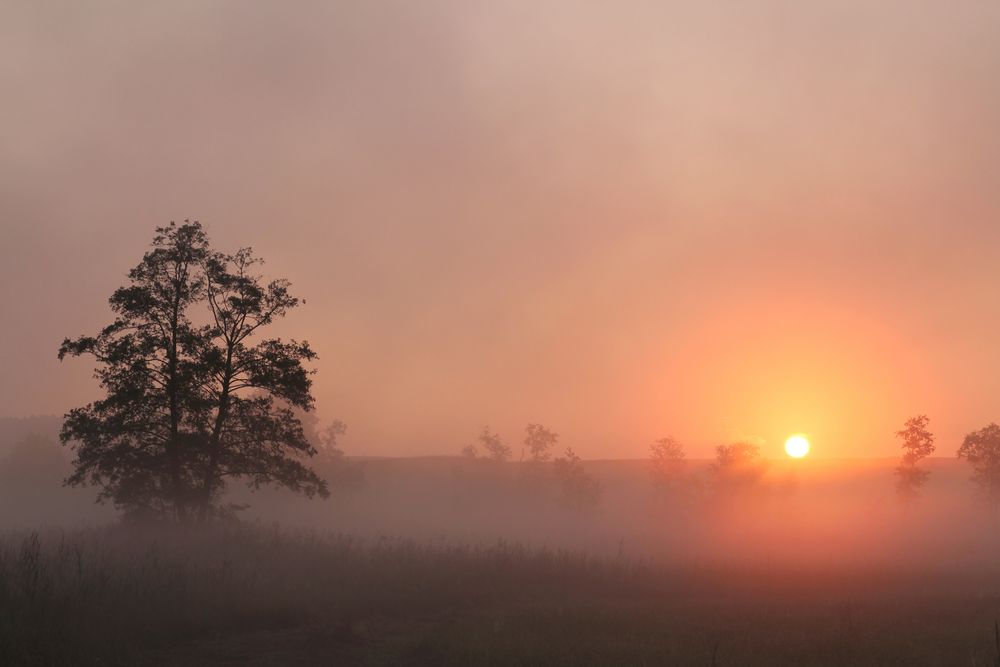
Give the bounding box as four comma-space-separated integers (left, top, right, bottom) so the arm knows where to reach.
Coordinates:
2, 1, 999, 459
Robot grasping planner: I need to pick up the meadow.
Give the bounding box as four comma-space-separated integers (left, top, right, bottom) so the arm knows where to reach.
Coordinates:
3, 524, 1000, 666
4, 425, 1000, 665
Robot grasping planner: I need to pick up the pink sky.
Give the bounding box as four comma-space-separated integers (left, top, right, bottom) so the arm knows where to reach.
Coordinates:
2, 1, 999, 458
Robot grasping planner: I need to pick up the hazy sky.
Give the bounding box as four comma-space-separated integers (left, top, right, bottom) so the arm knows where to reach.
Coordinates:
2, 1, 999, 459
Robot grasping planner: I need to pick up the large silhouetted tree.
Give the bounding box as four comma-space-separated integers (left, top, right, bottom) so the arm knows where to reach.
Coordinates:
58, 221, 328, 520
192, 247, 325, 518
894, 415, 934, 503
59, 222, 209, 518
957, 423, 1000, 512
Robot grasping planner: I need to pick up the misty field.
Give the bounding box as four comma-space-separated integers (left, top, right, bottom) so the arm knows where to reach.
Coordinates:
6, 423, 1000, 664
2, 525, 1000, 666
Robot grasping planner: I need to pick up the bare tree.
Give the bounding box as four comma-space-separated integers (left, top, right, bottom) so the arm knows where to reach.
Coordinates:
894, 415, 934, 502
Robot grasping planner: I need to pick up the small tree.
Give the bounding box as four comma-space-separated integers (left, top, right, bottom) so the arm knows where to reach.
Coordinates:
710, 441, 763, 496
523, 423, 558, 462
894, 415, 934, 502
649, 436, 686, 488
957, 423, 1000, 511
312, 419, 363, 487
479, 427, 510, 462
460, 444, 478, 459
553, 448, 602, 511
316, 419, 348, 458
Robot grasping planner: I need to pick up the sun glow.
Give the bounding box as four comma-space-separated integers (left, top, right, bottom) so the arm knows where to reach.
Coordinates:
785, 434, 810, 458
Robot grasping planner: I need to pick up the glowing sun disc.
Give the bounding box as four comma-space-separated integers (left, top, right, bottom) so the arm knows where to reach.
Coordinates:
785, 435, 810, 458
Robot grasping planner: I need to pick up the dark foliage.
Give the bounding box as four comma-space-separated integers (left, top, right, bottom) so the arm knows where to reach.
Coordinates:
957, 423, 1000, 510
57, 222, 328, 520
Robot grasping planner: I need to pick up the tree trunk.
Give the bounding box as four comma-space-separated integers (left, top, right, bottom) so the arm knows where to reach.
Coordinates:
166, 284, 187, 521
199, 343, 235, 520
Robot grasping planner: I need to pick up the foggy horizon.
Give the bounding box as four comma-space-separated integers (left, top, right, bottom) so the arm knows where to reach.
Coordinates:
5, 4, 1000, 665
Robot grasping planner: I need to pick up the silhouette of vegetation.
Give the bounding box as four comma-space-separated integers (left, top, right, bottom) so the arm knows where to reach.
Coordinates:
710, 441, 764, 497
957, 422, 1000, 511
552, 448, 602, 511
478, 426, 511, 462
3, 526, 1000, 666
894, 415, 935, 502
649, 436, 686, 489
57, 221, 328, 521
297, 411, 363, 488
523, 423, 558, 462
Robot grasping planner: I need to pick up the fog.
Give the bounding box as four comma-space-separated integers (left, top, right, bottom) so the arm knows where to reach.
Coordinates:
4, 3, 1000, 662
3, 416, 996, 574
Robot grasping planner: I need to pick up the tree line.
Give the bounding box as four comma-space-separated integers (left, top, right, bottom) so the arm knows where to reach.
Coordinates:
459, 424, 603, 512
57, 221, 1000, 522
646, 415, 1000, 510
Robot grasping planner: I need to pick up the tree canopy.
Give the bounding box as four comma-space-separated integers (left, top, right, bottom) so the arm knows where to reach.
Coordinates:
957, 423, 1000, 510
59, 221, 328, 520
649, 436, 686, 487
894, 415, 935, 502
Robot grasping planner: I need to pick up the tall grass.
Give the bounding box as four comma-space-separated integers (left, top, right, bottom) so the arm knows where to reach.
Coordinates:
0, 524, 648, 665
2, 524, 1000, 665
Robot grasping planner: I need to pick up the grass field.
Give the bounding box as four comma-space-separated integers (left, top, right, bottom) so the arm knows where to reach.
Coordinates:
3, 525, 1000, 666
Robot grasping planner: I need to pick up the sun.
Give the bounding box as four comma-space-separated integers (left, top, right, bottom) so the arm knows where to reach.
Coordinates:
784, 434, 810, 458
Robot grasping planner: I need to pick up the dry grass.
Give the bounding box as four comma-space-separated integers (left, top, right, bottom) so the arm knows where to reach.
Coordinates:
2, 525, 1000, 665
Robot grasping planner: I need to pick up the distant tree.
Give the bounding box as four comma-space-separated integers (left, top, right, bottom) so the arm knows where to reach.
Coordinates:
523, 423, 558, 462
894, 415, 934, 502
649, 436, 686, 488
710, 441, 764, 495
316, 419, 348, 458
479, 427, 511, 462
292, 407, 362, 487
460, 444, 479, 459
957, 423, 1000, 511
58, 221, 328, 520
711, 441, 761, 474
552, 448, 602, 511
311, 419, 363, 487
